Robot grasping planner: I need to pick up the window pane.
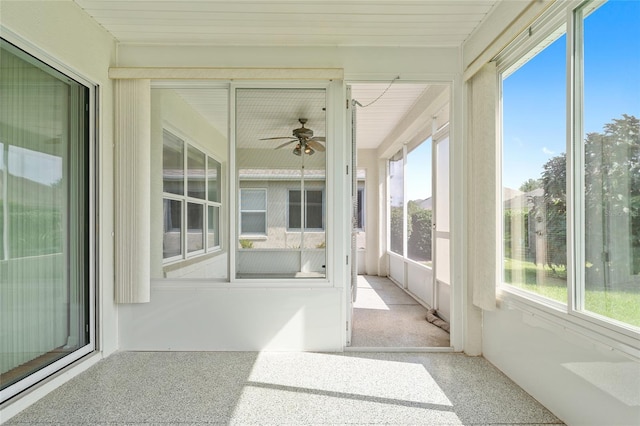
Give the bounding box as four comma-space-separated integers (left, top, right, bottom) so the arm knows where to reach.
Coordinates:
208, 156, 221, 203
235, 88, 326, 278
356, 168, 366, 251
163, 199, 182, 259
241, 189, 266, 211
406, 139, 432, 265
208, 205, 220, 249
163, 131, 184, 195
502, 29, 567, 302
240, 189, 266, 236
580, 0, 640, 327
187, 146, 206, 199
0, 39, 90, 396
357, 187, 365, 230
389, 150, 404, 255
288, 190, 301, 229
187, 202, 204, 253
241, 212, 266, 235
306, 190, 323, 229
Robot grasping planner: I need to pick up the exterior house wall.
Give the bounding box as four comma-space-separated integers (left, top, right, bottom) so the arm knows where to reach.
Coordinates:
238, 179, 326, 250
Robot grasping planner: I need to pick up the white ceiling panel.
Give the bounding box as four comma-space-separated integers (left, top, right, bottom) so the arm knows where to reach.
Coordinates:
351, 83, 431, 149
73, 0, 498, 47
236, 88, 326, 150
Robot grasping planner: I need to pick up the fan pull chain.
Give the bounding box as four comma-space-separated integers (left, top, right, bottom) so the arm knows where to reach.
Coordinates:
353, 75, 400, 108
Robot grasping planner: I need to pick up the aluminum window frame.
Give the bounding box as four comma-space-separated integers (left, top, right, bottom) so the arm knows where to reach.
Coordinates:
0, 33, 97, 403
238, 187, 268, 237
495, 0, 640, 354
286, 188, 326, 232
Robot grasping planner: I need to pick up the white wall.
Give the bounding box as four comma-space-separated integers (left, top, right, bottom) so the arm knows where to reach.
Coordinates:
119, 285, 343, 351
483, 304, 640, 426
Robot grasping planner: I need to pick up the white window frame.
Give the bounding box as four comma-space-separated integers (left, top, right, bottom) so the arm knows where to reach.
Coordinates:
162, 128, 223, 264
239, 188, 267, 237
206, 154, 223, 251
387, 147, 407, 257
495, 0, 640, 356
287, 188, 326, 231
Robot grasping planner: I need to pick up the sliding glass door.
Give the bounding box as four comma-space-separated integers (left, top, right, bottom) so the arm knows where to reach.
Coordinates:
0, 39, 94, 402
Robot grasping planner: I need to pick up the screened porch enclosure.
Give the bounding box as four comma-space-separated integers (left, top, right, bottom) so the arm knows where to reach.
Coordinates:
234, 88, 327, 279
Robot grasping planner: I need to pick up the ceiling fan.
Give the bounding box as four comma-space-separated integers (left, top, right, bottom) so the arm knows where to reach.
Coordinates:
259, 118, 326, 156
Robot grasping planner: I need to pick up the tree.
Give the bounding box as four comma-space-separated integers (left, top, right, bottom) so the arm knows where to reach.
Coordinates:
583, 114, 640, 283
539, 153, 567, 271
519, 178, 541, 193
407, 209, 432, 261
389, 206, 403, 254
535, 114, 640, 282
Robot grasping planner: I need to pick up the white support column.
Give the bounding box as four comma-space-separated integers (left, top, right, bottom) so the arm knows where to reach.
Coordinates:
115, 79, 151, 303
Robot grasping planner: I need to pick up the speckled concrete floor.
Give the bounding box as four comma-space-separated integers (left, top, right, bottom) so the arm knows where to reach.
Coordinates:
352, 275, 450, 348
5, 351, 563, 425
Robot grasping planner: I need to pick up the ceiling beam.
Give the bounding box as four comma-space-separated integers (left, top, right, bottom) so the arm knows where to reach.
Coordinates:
109, 67, 344, 80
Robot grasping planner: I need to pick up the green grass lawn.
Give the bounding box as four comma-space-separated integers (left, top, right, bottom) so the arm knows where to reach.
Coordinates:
504, 257, 640, 328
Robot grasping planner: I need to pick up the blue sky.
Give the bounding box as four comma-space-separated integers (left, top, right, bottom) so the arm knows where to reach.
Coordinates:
405, 138, 432, 201
502, 0, 640, 190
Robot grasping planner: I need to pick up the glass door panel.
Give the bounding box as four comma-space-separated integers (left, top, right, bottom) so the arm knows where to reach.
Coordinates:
0, 39, 92, 401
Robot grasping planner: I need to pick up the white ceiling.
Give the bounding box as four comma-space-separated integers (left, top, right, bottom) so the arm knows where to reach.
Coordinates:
96, 1, 474, 152
162, 82, 442, 152
73, 0, 498, 47
236, 88, 326, 149
351, 83, 430, 149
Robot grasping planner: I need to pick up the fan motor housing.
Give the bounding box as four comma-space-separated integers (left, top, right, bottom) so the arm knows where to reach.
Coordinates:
293, 127, 314, 139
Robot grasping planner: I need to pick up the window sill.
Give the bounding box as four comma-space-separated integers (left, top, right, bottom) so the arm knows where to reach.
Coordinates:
163, 250, 223, 273
152, 278, 334, 289
497, 287, 640, 361
239, 235, 267, 241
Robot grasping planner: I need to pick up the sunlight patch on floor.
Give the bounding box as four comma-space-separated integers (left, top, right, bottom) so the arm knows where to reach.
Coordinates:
245, 352, 454, 406
353, 288, 391, 310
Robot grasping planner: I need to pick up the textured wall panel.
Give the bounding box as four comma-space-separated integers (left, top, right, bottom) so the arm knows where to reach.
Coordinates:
115, 79, 151, 303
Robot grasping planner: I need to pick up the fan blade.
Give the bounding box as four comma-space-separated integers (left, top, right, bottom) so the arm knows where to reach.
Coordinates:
306, 140, 326, 152
259, 136, 296, 140
309, 136, 326, 142
275, 140, 297, 149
